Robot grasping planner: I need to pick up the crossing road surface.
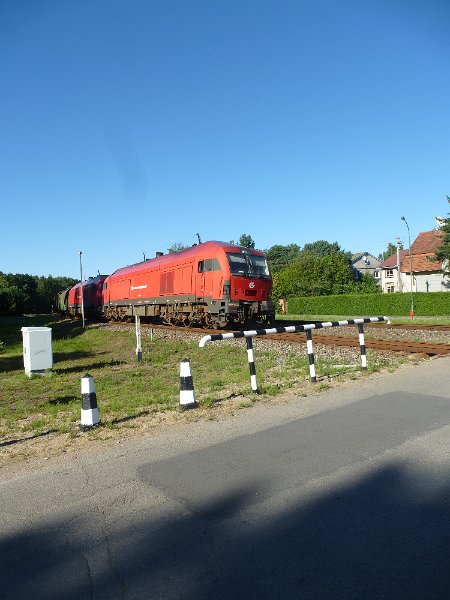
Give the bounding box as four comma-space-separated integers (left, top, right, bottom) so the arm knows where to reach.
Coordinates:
1, 357, 450, 599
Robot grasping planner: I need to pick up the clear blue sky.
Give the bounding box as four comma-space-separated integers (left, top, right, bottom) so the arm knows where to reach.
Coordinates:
1, 0, 449, 279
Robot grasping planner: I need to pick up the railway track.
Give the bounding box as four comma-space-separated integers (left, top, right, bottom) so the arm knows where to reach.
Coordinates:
109, 321, 450, 356
274, 333, 450, 356
279, 320, 450, 332
366, 322, 450, 332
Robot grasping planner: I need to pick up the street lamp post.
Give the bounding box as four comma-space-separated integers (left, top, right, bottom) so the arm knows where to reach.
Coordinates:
401, 216, 414, 318
79, 251, 85, 328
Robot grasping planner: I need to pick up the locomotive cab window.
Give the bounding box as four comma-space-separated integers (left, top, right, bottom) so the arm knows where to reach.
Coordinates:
226, 253, 270, 277
198, 258, 220, 273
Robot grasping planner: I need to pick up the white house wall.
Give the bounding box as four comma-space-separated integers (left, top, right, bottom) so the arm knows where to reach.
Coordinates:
398, 271, 448, 293
380, 269, 400, 293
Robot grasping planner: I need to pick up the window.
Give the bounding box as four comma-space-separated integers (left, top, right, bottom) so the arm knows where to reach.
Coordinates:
198, 258, 221, 273
226, 252, 270, 277
386, 269, 394, 278
386, 284, 395, 293
373, 270, 379, 279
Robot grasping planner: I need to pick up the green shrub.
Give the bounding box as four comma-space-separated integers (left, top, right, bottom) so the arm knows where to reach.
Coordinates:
287, 292, 450, 316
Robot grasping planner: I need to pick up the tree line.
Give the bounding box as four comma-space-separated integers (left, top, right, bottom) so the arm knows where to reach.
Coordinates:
266, 240, 381, 299
3, 199, 449, 316
0, 273, 77, 316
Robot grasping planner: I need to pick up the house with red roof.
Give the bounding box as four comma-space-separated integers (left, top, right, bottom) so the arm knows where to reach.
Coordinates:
379, 229, 448, 293
379, 248, 409, 293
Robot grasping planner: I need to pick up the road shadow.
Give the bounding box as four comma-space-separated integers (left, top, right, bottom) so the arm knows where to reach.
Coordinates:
0, 350, 100, 373
0, 354, 27, 372
48, 395, 77, 406
0, 316, 85, 347
54, 359, 124, 374
3, 389, 450, 599
0, 429, 59, 448
49, 319, 87, 341
111, 409, 151, 425
1, 461, 449, 599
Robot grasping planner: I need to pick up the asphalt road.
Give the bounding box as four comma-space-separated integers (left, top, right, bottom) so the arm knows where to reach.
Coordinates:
1, 357, 450, 599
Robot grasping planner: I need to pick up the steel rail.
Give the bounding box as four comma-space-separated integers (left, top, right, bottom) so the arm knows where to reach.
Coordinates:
272, 333, 450, 356
105, 321, 450, 355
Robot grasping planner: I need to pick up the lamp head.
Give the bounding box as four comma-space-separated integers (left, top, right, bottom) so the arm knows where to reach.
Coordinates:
401, 216, 405, 221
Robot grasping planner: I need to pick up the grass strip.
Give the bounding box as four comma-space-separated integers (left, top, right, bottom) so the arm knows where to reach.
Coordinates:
1, 314, 404, 441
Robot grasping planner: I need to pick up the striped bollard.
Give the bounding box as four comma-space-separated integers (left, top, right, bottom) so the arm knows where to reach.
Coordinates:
180, 359, 197, 409
135, 314, 142, 363
306, 329, 317, 383
80, 374, 100, 430
246, 337, 259, 394
358, 323, 367, 369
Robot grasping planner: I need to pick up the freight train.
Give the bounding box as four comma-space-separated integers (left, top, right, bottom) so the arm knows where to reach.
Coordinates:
56, 275, 108, 319
57, 241, 275, 328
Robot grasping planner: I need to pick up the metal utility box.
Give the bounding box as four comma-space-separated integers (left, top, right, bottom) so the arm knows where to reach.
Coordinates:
21, 327, 53, 376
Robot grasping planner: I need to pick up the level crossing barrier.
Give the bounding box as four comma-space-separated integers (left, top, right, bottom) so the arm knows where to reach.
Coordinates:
199, 317, 390, 393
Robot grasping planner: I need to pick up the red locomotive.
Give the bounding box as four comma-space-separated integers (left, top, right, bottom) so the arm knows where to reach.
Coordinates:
67, 275, 108, 319
102, 241, 274, 327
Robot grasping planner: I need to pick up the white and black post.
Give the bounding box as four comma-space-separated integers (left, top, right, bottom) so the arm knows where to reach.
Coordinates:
246, 336, 259, 394
80, 374, 100, 430
306, 329, 317, 383
179, 359, 197, 409
358, 323, 367, 369
135, 314, 142, 363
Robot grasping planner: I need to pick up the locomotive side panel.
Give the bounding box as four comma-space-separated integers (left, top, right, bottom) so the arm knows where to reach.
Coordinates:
196, 256, 224, 301
129, 272, 152, 300
101, 241, 274, 327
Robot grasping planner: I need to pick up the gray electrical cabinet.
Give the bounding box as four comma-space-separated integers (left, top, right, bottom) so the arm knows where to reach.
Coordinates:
21, 327, 53, 376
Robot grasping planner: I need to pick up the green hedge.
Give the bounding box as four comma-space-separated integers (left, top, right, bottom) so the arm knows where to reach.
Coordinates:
287, 292, 450, 316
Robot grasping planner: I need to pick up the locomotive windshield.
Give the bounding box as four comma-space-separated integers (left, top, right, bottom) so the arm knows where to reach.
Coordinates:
226, 252, 270, 277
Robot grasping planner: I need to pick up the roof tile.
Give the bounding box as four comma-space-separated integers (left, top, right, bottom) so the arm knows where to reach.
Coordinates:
410, 230, 444, 254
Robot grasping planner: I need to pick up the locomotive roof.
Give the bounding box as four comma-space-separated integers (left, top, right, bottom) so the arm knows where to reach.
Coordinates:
72, 275, 109, 289
108, 240, 266, 278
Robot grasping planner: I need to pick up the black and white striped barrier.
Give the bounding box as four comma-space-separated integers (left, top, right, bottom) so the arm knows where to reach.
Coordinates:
80, 374, 100, 430
246, 337, 259, 393
180, 359, 197, 409
135, 315, 142, 363
358, 323, 367, 369
306, 329, 316, 382
199, 317, 389, 389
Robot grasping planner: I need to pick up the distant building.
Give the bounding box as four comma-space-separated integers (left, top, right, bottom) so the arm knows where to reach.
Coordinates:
379, 230, 448, 293
351, 252, 381, 284
379, 249, 408, 293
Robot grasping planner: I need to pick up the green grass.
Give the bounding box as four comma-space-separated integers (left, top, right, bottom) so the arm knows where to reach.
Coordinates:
0, 314, 408, 441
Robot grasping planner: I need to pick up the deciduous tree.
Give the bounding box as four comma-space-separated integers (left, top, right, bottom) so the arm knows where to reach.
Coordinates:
265, 244, 301, 273
302, 240, 342, 256
378, 242, 398, 262
238, 234, 255, 248
433, 196, 450, 277
167, 242, 187, 253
